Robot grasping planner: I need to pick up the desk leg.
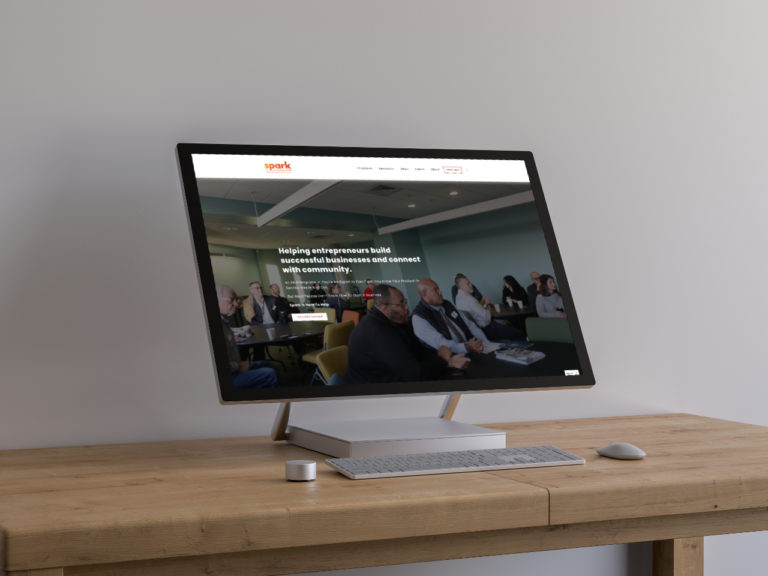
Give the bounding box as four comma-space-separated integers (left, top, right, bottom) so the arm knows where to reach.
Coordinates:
653, 537, 703, 576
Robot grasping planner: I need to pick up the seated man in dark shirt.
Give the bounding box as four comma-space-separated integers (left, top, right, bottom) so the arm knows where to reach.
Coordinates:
269, 283, 293, 322
217, 284, 280, 389
347, 284, 469, 384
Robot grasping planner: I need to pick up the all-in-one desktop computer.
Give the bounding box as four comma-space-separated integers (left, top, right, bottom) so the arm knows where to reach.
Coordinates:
177, 144, 594, 463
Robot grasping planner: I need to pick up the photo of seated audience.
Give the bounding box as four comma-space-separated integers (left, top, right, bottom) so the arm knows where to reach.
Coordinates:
536, 274, 566, 318
198, 174, 581, 389
412, 278, 494, 355
526, 271, 541, 315
243, 281, 285, 325
362, 279, 375, 301
217, 285, 281, 388
326, 282, 350, 322
502, 274, 529, 308
268, 283, 294, 322
454, 276, 524, 342
309, 282, 327, 305
347, 284, 469, 384
450, 272, 490, 306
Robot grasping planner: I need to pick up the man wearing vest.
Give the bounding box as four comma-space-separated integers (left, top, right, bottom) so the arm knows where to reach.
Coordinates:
347, 284, 470, 384
412, 278, 494, 355
243, 281, 282, 325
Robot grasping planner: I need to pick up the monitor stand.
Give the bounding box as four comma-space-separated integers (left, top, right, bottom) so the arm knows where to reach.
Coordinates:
271, 395, 507, 458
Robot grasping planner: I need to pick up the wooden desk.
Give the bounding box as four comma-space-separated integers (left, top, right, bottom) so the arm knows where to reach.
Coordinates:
3, 414, 768, 576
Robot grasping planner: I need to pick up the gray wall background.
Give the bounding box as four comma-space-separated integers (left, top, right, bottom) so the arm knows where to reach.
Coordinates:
3, 2, 767, 574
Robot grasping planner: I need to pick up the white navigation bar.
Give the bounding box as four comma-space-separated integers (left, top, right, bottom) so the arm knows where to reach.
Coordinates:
192, 153, 529, 183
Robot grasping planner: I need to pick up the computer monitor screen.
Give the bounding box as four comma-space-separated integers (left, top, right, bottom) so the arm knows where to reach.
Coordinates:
177, 144, 594, 403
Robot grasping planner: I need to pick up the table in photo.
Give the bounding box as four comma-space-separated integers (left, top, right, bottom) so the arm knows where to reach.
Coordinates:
490, 303, 535, 320
443, 342, 581, 381
488, 303, 534, 336
238, 321, 331, 345
237, 321, 331, 368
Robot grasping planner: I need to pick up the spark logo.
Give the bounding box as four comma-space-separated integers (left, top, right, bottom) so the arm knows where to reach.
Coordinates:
265, 161, 292, 173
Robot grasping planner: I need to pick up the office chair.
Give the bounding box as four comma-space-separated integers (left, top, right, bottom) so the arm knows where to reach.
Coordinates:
524, 317, 573, 344
316, 345, 349, 386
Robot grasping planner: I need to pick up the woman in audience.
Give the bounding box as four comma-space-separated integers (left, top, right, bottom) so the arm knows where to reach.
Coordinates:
326, 282, 350, 322
536, 274, 566, 318
501, 275, 529, 308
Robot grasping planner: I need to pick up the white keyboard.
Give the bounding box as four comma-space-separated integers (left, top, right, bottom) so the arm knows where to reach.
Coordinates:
326, 445, 585, 479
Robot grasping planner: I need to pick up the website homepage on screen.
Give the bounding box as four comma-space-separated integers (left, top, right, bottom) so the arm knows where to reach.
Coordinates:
191, 151, 583, 396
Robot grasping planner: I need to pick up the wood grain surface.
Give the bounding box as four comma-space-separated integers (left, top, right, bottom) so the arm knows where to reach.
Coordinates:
2, 413, 767, 575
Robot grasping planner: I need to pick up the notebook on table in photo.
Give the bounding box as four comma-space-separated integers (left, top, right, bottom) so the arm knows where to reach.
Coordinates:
495, 348, 546, 365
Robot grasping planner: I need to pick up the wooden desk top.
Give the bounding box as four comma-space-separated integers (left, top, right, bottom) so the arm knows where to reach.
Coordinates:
493, 414, 768, 524
3, 413, 768, 573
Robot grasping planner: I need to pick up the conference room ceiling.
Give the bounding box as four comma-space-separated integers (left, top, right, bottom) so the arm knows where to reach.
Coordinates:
204, 215, 377, 251
198, 178, 532, 250
197, 178, 531, 220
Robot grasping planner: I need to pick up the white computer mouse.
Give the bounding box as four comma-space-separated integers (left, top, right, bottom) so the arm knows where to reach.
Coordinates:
596, 442, 646, 460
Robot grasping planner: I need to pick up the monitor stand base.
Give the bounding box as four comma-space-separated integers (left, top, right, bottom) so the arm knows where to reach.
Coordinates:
271, 395, 507, 458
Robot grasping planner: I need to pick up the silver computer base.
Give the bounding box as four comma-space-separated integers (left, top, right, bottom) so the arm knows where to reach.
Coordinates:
271, 395, 506, 458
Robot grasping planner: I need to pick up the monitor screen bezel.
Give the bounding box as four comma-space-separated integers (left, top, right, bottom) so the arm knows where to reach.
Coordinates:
177, 143, 595, 403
